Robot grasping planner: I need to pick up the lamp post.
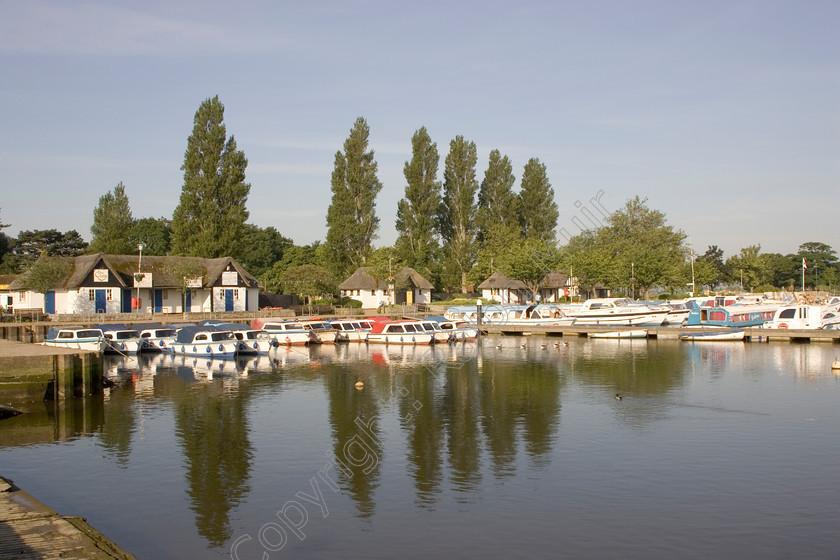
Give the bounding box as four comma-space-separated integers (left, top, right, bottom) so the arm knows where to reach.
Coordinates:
135, 243, 145, 313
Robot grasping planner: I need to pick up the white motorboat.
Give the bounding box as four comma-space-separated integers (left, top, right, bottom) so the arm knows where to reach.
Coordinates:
367, 319, 434, 345
41, 326, 108, 354
563, 298, 668, 326
329, 319, 373, 342
170, 326, 239, 357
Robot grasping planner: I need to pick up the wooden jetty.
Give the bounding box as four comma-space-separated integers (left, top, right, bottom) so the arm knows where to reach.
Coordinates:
481, 323, 840, 343
0, 475, 136, 559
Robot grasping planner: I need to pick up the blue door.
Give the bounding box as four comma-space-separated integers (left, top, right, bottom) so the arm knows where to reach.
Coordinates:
225, 289, 234, 312
154, 290, 163, 313
122, 289, 132, 313
185, 291, 191, 312
44, 291, 55, 314
94, 290, 107, 313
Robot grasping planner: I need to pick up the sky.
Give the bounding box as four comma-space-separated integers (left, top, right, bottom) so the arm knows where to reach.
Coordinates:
1, 0, 838, 259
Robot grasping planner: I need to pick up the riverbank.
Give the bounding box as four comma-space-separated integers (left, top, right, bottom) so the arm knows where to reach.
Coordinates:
0, 475, 137, 559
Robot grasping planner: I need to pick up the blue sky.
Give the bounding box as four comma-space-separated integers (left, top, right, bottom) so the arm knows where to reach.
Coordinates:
1, 0, 838, 259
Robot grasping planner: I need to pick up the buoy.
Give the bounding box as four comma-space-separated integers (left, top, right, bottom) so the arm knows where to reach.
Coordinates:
354, 381, 364, 390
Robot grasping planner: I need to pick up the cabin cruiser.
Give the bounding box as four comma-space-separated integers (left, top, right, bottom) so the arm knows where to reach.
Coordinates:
426, 316, 479, 342
329, 319, 374, 342
684, 303, 778, 328
170, 325, 239, 357
299, 319, 338, 344
42, 326, 108, 353
763, 304, 840, 330
367, 319, 435, 344
95, 324, 146, 354
133, 322, 178, 352
415, 320, 452, 344
561, 298, 668, 326
254, 319, 313, 346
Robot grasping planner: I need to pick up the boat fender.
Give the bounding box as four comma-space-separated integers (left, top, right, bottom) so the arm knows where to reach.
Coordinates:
206, 346, 212, 353
285, 336, 291, 345
271, 339, 280, 347
193, 346, 198, 353
253, 342, 258, 349
778, 323, 788, 329
219, 344, 224, 352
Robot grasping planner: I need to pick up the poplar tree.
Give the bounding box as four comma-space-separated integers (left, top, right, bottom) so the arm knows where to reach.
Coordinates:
518, 157, 558, 243
325, 117, 383, 277
171, 95, 250, 259
438, 136, 479, 293
395, 126, 440, 272
89, 182, 135, 254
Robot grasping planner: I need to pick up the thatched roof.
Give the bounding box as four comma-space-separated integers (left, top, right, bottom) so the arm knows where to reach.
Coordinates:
9, 253, 259, 290
339, 266, 434, 291
541, 272, 569, 288
477, 272, 528, 290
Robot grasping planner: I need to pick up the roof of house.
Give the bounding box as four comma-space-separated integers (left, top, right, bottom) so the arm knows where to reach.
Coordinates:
541, 272, 569, 288
477, 272, 528, 290
339, 266, 434, 291
8, 253, 259, 291
0, 274, 18, 289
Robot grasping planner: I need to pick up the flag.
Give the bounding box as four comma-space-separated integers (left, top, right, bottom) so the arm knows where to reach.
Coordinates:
802, 258, 807, 269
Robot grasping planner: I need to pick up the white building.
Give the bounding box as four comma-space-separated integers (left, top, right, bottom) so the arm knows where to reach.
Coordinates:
479, 271, 578, 304
339, 267, 433, 309
7, 253, 261, 315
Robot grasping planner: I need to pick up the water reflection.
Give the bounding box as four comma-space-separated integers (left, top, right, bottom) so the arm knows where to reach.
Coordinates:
2, 338, 838, 556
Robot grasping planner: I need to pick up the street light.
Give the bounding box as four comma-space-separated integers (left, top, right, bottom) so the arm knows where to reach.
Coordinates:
135, 243, 145, 313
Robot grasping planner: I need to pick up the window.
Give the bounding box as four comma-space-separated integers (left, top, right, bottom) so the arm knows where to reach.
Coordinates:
778, 309, 796, 319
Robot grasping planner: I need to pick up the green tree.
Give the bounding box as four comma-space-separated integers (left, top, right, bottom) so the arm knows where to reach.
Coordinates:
261, 242, 326, 293
696, 245, 726, 289
477, 149, 519, 243
438, 136, 479, 293
325, 117, 383, 277
131, 217, 171, 255
20, 256, 72, 296
89, 182, 135, 254
278, 264, 337, 304
763, 252, 799, 289
505, 238, 561, 299
237, 225, 293, 279
518, 158, 558, 243
798, 241, 837, 288
726, 245, 769, 292
11, 229, 87, 271
0, 209, 9, 268
395, 127, 441, 274
171, 95, 250, 259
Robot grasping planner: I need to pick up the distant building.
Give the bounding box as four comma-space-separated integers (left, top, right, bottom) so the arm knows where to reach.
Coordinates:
339, 267, 433, 308
477, 272, 531, 304
7, 253, 260, 315
479, 271, 579, 304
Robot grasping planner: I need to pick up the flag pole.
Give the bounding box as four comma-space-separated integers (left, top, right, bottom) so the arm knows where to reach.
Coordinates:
801, 258, 806, 292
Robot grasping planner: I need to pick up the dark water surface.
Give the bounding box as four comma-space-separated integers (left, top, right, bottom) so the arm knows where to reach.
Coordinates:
1, 338, 838, 559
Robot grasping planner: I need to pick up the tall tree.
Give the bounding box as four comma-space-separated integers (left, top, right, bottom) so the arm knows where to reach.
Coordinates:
89, 182, 135, 254
476, 149, 519, 242
438, 136, 479, 292
171, 95, 250, 259
0, 209, 10, 269
237, 224, 293, 279
395, 127, 441, 273
518, 157, 558, 242
325, 117, 383, 277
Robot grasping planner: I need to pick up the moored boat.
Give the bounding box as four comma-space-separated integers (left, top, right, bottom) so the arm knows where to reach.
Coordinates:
589, 329, 648, 339
299, 319, 338, 344
170, 325, 239, 357
133, 323, 178, 352
679, 329, 746, 342
684, 303, 778, 328
763, 304, 840, 330
562, 298, 668, 326
367, 319, 434, 345
41, 326, 108, 354
254, 319, 313, 346
329, 319, 374, 342
95, 325, 146, 354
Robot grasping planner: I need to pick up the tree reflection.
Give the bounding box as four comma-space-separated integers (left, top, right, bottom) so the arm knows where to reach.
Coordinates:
324, 366, 382, 518
171, 379, 253, 547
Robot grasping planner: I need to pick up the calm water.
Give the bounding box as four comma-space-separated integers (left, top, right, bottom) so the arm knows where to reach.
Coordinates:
1, 338, 839, 559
